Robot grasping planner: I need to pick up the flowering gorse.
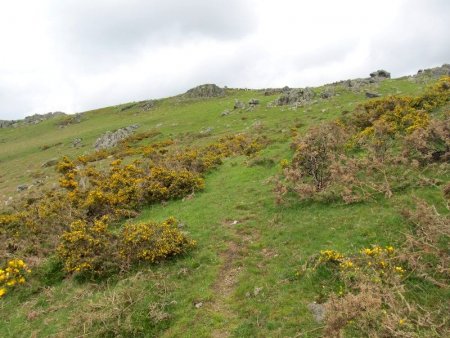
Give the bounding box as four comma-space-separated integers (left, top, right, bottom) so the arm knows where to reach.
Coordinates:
0, 259, 31, 299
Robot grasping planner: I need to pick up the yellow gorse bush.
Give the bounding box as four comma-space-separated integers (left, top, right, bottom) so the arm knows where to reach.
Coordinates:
317, 245, 404, 285
348, 76, 449, 144
57, 216, 196, 275
57, 217, 117, 275
0, 259, 31, 299
2, 133, 263, 279
119, 217, 196, 264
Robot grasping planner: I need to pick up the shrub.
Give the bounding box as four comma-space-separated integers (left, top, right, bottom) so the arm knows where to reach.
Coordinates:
302, 199, 449, 337
345, 76, 449, 147
119, 217, 196, 266
305, 244, 446, 337
401, 199, 449, 286
0, 259, 31, 299
287, 122, 348, 192
403, 117, 450, 165
57, 217, 118, 276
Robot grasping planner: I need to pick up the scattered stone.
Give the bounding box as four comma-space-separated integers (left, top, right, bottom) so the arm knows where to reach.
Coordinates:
17, 184, 29, 192
194, 302, 203, 309
221, 109, 231, 116
253, 287, 263, 296
72, 138, 83, 147
308, 302, 326, 323
365, 91, 381, 98
234, 99, 245, 109
246, 286, 263, 298
248, 98, 259, 106
320, 87, 335, 99
33, 179, 44, 186
41, 158, 59, 168
184, 84, 225, 98
200, 127, 213, 135
93, 125, 139, 150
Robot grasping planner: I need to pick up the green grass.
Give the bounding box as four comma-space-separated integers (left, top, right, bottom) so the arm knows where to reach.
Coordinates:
0, 78, 448, 337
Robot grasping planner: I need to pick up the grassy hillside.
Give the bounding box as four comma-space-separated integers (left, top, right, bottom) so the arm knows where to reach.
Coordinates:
0, 72, 448, 337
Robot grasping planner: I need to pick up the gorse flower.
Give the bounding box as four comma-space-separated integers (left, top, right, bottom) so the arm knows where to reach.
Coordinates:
0, 259, 31, 299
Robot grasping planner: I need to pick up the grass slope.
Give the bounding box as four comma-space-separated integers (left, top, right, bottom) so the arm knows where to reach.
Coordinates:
0, 76, 447, 337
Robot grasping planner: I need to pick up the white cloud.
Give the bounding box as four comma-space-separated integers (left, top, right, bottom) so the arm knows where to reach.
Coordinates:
0, 0, 448, 119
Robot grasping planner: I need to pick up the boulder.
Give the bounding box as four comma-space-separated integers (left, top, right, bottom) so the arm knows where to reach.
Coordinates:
307, 302, 326, 323
275, 87, 315, 106
234, 99, 245, 109
41, 158, 59, 168
248, 98, 260, 106
93, 125, 139, 150
139, 100, 155, 111
320, 87, 335, 99
365, 91, 381, 98
72, 138, 83, 147
370, 69, 391, 79
17, 184, 29, 192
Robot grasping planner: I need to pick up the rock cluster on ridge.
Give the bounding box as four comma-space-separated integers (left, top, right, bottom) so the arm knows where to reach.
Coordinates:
93, 125, 139, 150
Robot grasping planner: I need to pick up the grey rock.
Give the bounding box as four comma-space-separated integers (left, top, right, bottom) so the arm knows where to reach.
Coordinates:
370, 69, 391, 79
139, 100, 155, 111
234, 99, 245, 109
93, 125, 139, 150
308, 302, 326, 323
221, 109, 231, 116
320, 87, 335, 99
184, 84, 225, 98
414, 64, 450, 79
200, 127, 213, 135
41, 158, 59, 168
275, 87, 315, 106
0, 120, 16, 128
17, 184, 29, 192
248, 98, 260, 106
72, 138, 83, 147
24, 111, 66, 125
365, 91, 381, 98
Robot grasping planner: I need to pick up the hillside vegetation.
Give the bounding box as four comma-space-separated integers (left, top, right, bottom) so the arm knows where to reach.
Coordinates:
0, 66, 449, 337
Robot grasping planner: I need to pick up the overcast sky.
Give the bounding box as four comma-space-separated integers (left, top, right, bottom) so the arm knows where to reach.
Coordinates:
0, 0, 449, 120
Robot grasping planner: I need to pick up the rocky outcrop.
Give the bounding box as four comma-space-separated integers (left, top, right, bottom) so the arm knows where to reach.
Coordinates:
0, 112, 66, 129
370, 69, 391, 79
24, 112, 66, 125
415, 64, 450, 79
274, 87, 315, 106
0, 120, 16, 128
93, 125, 139, 150
139, 100, 155, 111
184, 84, 225, 98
